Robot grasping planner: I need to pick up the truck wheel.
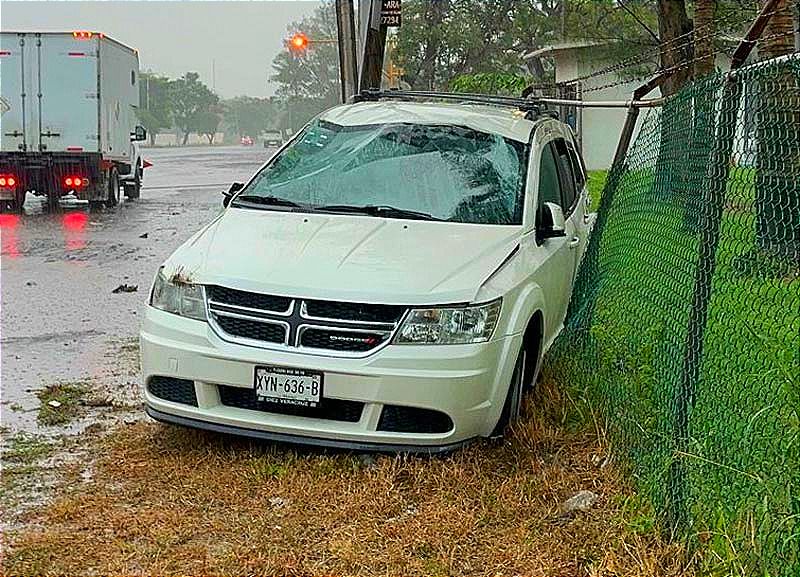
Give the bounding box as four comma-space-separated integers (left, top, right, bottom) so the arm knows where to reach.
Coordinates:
490, 346, 526, 438
106, 168, 119, 207
124, 163, 141, 200
6, 191, 25, 213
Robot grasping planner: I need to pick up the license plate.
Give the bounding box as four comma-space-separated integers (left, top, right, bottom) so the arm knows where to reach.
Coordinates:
254, 366, 323, 407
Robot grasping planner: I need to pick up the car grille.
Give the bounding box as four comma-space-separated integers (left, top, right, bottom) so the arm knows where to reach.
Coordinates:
147, 376, 198, 406
207, 285, 406, 355
218, 385, 363, 422
377, 405, 454, 434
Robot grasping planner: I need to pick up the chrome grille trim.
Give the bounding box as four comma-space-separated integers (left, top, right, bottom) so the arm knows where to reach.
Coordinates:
298, 301, 396, 329
205, 286, 407, 357
208, 299, 295, 318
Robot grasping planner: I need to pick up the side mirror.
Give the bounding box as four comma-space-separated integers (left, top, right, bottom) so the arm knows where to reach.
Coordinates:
222, 182, 244, 207
131, 125, 147, 142
537, 202, 567, 241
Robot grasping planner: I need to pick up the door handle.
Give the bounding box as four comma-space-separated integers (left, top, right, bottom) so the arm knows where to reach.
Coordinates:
568, 236, 580, 249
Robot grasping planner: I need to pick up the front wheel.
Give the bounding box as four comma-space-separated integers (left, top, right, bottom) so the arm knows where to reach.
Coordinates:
106, 167, 119, 207
124, 163, 141, 199
490, 346, 526, 437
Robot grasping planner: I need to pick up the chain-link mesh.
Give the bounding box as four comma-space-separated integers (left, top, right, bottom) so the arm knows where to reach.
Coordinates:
549, 54, 799, 575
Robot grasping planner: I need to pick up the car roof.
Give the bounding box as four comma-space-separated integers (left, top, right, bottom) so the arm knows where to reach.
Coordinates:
320, 101, 547, 144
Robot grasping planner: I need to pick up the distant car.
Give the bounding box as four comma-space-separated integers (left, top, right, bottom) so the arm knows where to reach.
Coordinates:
263, 132, 283, 148
141, 93, 593, 452
240, 136, 254, 146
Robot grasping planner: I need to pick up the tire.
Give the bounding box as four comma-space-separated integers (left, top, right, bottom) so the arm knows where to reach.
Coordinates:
5, 191, 25, 213
45, 191, 59, 212
124, 163, 141, 199
106, 167, 119, 207
491, 346, 526, 437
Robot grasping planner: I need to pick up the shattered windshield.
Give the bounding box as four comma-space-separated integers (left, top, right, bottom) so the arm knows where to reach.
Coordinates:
236, 119, 529, 225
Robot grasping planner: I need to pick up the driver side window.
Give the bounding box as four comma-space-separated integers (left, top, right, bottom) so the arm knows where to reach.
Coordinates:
536, 142, 562, 225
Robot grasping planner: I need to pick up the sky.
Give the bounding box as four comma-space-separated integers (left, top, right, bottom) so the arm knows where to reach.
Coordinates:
0, 1, 322, 98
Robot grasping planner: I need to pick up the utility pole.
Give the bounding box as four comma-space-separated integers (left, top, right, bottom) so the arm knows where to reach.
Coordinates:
359, 0, 388, 91
335, 0, 359, 102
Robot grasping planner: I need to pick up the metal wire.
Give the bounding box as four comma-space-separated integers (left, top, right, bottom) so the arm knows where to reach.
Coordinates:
549, 53, 800, 575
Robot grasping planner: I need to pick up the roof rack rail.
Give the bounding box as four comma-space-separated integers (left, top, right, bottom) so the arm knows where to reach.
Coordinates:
352, 89, 558, 120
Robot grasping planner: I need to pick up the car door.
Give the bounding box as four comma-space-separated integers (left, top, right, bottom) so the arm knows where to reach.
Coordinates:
525, 139, 574, 345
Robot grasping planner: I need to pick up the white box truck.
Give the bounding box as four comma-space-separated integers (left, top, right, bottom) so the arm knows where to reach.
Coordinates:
0, 30, 147, 211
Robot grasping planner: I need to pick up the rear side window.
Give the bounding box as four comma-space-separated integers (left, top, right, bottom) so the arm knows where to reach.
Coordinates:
554, 139, 577, 214
568, 145, 586, 191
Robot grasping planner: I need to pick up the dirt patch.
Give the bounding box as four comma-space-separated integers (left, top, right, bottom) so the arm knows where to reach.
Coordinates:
1, 380, 691, 576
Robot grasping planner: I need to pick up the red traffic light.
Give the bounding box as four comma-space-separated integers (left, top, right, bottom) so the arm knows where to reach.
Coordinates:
289, 33, 309, 51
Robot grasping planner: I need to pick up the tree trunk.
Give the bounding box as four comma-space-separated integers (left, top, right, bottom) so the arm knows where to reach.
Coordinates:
694, 0, 717, 77
658, 0, 694, 97
755, 0, 799, 263
181, 131, 189, 146
149, 132, 156, 147
418, 0, 447, 90
651, 1, 694, 201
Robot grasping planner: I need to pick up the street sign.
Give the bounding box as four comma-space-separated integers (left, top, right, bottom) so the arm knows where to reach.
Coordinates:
381, 0, 401, 27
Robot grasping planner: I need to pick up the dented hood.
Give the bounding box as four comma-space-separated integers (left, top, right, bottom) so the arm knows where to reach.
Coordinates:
163, 208, 521, 305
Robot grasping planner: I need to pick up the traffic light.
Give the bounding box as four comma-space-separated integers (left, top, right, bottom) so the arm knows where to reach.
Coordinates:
288, 33, 309, 51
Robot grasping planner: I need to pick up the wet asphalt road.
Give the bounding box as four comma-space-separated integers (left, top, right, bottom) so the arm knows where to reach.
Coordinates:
1, 145, 272, 433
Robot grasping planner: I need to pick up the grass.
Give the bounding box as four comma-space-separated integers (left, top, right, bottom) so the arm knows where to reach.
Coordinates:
36, 381, 90, 426
559, 164, 800, 575
1, 377, 692, 576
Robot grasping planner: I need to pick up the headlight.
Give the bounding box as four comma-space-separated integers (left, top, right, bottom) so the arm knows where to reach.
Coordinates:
394, 299, 501, 345
150, 270, 207, 321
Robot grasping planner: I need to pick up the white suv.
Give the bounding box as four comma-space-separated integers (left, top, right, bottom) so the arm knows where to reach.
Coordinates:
140, 93, 592, 452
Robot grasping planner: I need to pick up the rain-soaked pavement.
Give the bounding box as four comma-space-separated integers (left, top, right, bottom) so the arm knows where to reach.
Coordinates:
1, 145, 272, 435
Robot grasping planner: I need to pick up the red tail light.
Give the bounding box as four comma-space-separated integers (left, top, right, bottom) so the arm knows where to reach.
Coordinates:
0, 175, 16, 188
64, 176, 87, 189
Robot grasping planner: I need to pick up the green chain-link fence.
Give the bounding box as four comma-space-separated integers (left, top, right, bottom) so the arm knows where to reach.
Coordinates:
550, 53, 799, 575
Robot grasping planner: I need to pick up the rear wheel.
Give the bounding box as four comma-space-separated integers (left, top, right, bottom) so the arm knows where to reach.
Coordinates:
106, 168, 119, 207
5, 191, 25, 213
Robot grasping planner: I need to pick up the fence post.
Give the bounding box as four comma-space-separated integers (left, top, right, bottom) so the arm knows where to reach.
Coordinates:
665, 0, 781, 535
666, 76, 742, 534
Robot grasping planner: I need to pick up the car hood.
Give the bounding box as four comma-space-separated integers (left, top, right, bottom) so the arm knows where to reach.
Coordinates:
164, 208, 520, 305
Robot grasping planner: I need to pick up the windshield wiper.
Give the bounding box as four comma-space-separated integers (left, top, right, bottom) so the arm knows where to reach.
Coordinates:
233, 195, 306, 209
314, 204, 444, 221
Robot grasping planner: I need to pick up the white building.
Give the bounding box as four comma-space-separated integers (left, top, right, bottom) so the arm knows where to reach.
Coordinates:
526, 42, 735, 171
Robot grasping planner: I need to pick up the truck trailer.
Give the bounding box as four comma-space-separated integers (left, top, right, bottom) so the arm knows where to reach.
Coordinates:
0, 30, 147, 211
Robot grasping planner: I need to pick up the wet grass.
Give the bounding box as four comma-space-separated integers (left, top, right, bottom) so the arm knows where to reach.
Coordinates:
2, 376, 692, 576
36, 381, 90, 426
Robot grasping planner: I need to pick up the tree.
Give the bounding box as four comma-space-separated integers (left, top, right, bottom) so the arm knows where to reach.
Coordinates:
222, 97, 280, 139
194, 107, 223, 144
136, 72, 173, 146
270, 1, 340, 132
168, 72, 219, 145
755, 0, 799, 263
694, 0, 717, 77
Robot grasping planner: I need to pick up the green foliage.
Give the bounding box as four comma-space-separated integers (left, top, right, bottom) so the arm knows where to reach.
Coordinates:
136, 73, 173, 145
193, 107, 223, 144
221, 96, 281, 140
168, 72, 219, 145
270, 1, 340, 132
450, 73, 530, 95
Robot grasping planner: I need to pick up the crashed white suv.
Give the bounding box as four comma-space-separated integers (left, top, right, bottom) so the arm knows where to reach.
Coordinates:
140, 93, 591, 452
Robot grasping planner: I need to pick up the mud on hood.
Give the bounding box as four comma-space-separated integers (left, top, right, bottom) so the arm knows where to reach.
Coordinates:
163, 208, 520, 305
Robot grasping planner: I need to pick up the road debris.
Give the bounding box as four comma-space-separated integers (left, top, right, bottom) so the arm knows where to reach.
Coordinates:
112, 284, 138, 294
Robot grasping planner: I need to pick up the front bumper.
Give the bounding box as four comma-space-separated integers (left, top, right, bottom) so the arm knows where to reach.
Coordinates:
140, 306, 522, 451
